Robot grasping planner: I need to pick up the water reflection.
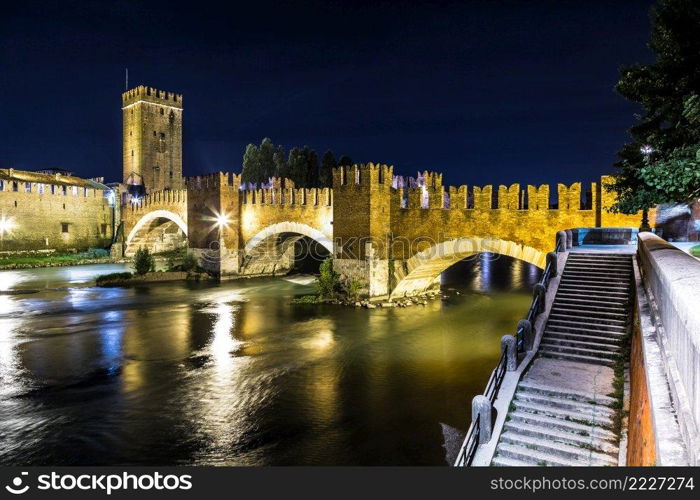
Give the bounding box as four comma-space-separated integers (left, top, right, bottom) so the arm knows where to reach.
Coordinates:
0, 256, 540, 466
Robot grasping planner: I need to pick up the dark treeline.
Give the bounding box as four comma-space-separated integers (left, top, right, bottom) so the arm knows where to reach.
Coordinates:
241, 138, 353, 187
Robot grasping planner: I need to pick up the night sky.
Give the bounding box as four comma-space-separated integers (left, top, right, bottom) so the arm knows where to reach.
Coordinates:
1, 0, 656, 187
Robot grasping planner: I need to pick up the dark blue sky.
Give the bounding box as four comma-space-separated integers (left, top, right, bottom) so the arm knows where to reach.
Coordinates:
1, 0, 655, 187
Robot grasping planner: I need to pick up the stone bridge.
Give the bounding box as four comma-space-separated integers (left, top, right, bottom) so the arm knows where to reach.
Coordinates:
116, 163, 647, 297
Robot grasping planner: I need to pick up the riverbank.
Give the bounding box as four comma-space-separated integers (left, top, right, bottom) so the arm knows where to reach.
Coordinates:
292, 289, 445, 308
0, 249, 115, 270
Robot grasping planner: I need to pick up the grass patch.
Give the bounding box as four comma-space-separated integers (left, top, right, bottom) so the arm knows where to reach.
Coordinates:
291, 295, 321, 304
690, 245, 700, 257
0, 248, 110, 268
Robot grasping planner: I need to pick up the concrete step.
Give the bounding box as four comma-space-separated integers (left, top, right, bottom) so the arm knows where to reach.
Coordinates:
499, 433, 618, 466
553, 300, 628, 313
540, 342, 620, 360
558, 280, 631, 290
515, 391, 617, 417
544, 330, 624, 346
491, 455, 534, 466
508, 410, 617, 441
541, 336, 622, 352
548, 313, 628, 328
513, 399, 614, 427
567, 253, 632, 259
540, 349, 615, 367
565, 261, 632, 268
563, 267, 631, 276
495, 443, 583, 466
549, 306, 628, 319
547, 318, 627, 333
556, 289, 631, 300
559, 276, 631, 285
503, 421, 619, 454
554, 296, 629, 307
517, 381, 617, 407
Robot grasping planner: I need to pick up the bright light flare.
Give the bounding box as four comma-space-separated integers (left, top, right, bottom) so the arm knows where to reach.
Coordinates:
640, 144, 655, 156
0, 215, 15, 236
215, 214, 230, 228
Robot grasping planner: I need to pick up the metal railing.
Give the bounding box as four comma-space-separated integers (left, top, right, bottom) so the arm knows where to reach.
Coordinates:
457, 235, 564, 466
459, 413, 481, 467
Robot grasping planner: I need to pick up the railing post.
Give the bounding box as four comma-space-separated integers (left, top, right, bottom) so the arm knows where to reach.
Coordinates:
501, 335, 517, 371
556, 230, 567, 252
565, 229, 573, 249
471, 395, 492, 444
546, 252, 558, 277
517, 319, 533, 351
533, 283, 546, 314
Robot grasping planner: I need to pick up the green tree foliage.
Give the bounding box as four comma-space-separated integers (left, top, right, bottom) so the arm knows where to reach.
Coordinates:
241, 143, 261, 184
610, 0, 700, 212
317, 257, 341, 298
242, 141, 353, 188
133, 247, 154, 276
338, 155, 353, 167
242, 138, 286, 184
320, 150, 337, 187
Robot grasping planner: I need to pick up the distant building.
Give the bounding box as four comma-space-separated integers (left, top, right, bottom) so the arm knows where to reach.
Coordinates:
0, 168, 114, 252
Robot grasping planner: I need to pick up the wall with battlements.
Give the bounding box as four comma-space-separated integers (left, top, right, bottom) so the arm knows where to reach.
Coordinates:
0, 168, 113, 253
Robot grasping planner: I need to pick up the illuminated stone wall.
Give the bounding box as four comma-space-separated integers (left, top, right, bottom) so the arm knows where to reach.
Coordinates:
331, 164, 651, 297
122, 86, 183, 192
0, 169, 113, 253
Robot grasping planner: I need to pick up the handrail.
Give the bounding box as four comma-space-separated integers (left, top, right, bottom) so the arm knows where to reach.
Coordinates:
459, 413, 481, 467
457, 234, 565, 466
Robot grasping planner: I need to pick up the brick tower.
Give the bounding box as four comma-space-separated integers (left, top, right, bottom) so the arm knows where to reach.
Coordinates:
122, 85, 183, 193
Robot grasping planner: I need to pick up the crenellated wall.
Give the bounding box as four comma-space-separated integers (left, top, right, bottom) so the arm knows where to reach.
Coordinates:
112, 163, 651, 292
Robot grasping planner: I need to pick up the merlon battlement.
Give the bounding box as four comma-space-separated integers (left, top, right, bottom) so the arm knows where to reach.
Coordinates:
122, 85, 183, 108
332, 163, 394, 188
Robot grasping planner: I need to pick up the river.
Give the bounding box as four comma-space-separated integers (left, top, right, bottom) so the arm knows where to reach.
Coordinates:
0, 255, 540, 465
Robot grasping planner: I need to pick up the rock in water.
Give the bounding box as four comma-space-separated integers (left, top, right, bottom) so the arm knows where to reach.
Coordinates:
440, 422, 466, 466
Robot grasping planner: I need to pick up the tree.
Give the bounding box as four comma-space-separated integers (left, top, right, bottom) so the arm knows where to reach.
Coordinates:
241, 144, 261, 184
338, 155, 353, 167
287, 147, 306, 186
305, 147, 320, 187
319, 150, 337, 187
610, 0, 700, 217
258, 138, 279, 181
134, 247, 154, 275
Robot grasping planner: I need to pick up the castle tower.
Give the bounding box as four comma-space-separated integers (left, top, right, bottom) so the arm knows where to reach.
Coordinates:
122, 85, 183, 193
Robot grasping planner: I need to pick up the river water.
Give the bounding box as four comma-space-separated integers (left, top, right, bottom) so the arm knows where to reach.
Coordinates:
0, 255, 539, 466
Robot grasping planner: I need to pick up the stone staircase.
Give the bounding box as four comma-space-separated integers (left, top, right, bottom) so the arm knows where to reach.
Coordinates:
491, 252, 632, 466
540, 253, 632, 366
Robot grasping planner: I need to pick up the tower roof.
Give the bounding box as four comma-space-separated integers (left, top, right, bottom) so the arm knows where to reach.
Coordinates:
122, 85, 183, 109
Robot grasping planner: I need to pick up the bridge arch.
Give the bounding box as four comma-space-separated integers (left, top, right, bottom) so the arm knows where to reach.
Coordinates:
241, 221, 333, 276
244, 221, 332, 254
125, 209, 188, 256
390, 237, 546, 298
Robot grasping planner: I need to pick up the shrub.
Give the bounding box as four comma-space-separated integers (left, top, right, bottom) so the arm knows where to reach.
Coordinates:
691, 245, 700, 257
181, 252, 198, 272
133, 247, 154, 275
344, 278, 365, 299
96, 272, 133, 286
317, 257, 341, 298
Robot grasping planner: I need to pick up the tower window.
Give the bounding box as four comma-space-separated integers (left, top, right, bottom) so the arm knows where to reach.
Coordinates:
160, 132, 165, 139
62, 185, 67, 195
25, 182, 31, 193
153, 131, 156, 137
61, 223, 69, 234
131, 150, 134, 157
101, 223, 107, 236
160, 108, 164, 115
12, 182, 18, 192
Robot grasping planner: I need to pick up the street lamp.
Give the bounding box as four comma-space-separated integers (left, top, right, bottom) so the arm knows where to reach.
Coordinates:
639, 144, 655, 232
